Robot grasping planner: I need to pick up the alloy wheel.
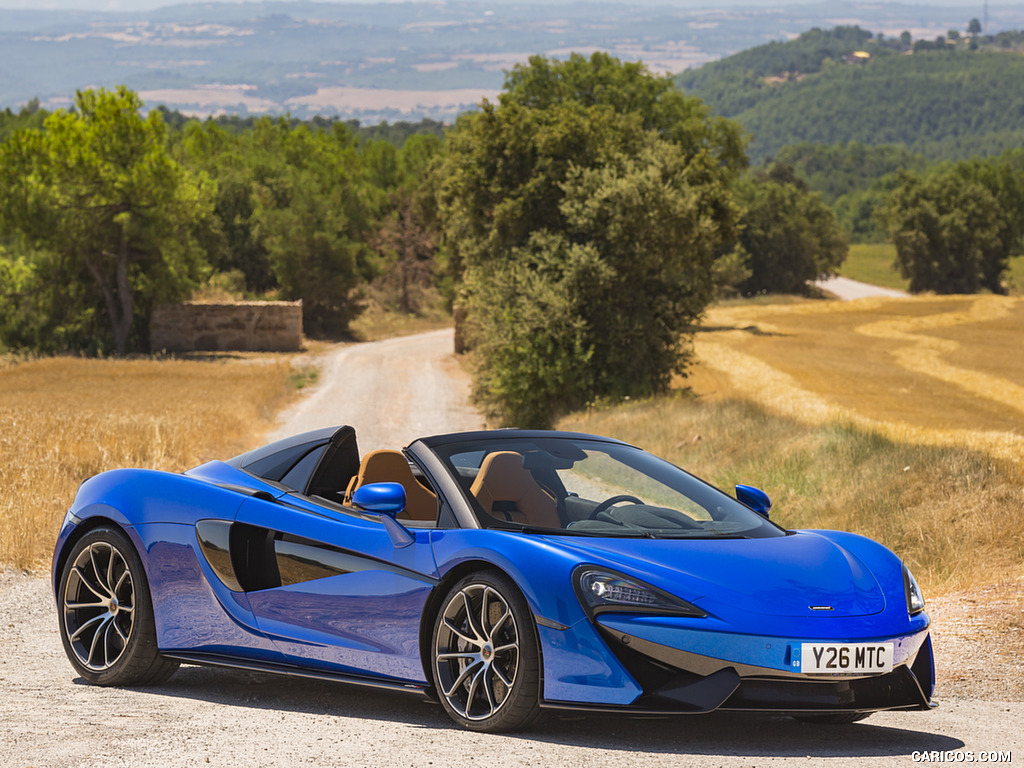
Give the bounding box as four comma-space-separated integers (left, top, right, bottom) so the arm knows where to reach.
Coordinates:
62, 541, 136, 671
434, 583, 521, 721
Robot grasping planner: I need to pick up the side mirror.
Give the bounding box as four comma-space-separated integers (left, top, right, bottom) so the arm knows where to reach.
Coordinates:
352, 482, 407, 516
351, 482, 413, 548
735, 484, 772, 519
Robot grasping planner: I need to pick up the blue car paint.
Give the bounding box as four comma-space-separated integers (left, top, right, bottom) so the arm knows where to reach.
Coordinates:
135, 521, 286, 662
52, 467, 250, 597
538, 622, 644, 705
53, 429, 935, 718
187, 460, 291, 499
351, 482, 407, 515
237, 493, 438, 682
429, 524, 930, 705
540, 533, 889, 620
248, 573, 433, 682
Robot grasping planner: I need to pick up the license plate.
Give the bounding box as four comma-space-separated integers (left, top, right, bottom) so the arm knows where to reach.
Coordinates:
800, 642, 893, 674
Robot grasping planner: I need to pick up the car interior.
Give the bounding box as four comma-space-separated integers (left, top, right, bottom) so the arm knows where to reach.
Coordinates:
342, 449, 438, 521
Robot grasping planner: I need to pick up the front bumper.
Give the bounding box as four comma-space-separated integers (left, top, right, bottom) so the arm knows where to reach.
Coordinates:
541, 613, 935, 715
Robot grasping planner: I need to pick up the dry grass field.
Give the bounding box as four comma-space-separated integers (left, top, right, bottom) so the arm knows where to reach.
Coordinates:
692, 294, 1024, 465
562, 294, 1024, 596
0, 355, 298, 571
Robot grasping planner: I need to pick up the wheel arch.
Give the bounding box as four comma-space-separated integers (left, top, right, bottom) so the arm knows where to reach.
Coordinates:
417, 559, 544, 696
52, 509, 144, 601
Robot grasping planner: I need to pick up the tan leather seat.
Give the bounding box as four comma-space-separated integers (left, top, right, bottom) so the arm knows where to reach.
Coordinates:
344, 450, 438, 521
469, 451, 560, 528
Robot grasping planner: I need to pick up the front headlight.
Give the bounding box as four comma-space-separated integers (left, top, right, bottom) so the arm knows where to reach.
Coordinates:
575, 567, 706, 618
903, 564, 926, 615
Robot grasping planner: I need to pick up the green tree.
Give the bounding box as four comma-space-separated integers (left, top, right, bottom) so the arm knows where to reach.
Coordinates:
437, 53, 744, 427
0, 87, 214, 354
884, 155, 1024, 293
0, 244, 45, 351
368, 134, 445, 314
182, 117, 380, 335
251, 121, 379, 335
734, 164, 848, 295
833, 173, 905, 243
180, 121, 275, 293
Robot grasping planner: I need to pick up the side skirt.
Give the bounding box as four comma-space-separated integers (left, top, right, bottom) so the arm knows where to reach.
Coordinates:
162, 651, 433, 698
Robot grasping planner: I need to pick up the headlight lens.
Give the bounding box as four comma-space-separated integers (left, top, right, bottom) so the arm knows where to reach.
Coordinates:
575, 567, 706, 618
903, 564, 926, 615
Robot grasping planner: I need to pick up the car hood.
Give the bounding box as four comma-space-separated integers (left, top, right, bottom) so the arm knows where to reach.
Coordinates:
545, 531, 887, 618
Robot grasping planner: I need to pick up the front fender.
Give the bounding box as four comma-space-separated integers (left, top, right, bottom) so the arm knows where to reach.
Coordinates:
429, 529, 643, 705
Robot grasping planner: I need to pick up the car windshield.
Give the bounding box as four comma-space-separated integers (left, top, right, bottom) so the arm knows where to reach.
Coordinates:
433, 437, 786, 539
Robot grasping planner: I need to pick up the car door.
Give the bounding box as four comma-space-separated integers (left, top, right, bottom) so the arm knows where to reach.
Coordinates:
230, 492, 439, 685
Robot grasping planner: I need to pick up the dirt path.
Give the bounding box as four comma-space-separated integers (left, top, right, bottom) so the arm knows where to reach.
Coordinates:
269, 328, 483, 451
814, 275, 910, 300
2, 329, 1021, 767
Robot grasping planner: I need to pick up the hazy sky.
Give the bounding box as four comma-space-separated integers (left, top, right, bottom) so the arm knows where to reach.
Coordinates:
0, 0, 987, 11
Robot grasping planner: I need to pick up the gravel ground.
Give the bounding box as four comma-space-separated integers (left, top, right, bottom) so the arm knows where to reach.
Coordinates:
266, 328, 483, 452
3, 328, 1021, 767
2, 567, 1021, 768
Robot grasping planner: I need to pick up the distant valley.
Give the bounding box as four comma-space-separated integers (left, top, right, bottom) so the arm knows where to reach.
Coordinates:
3, 1, 1024, 121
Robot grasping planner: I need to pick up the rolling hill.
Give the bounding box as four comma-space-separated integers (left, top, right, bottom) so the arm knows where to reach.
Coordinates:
676, 27, 1024, 163
5, 2, 1024, 122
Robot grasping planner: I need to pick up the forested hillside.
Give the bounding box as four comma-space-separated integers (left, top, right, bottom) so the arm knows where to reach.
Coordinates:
3, 49, 1023, 428
676, 27, 1024, 163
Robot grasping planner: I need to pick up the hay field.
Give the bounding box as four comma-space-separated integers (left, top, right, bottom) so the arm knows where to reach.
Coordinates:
0, 356, 297, 571
563, 294, 1024, 594
690, 294, 1024, 465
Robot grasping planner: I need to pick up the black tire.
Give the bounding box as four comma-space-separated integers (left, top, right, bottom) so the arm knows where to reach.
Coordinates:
431, 570, 542, 732
793, 712, 872, 724
57, 525, 178, 686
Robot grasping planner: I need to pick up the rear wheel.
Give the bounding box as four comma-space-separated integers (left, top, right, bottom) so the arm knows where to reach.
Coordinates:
431, 570, 542, 732
58, 526, 178, 686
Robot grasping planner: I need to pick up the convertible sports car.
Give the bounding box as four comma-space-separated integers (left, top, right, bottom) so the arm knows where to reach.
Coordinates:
52, 427, 935, 732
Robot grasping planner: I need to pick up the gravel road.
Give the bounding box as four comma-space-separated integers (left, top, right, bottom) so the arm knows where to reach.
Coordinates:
2, 328, 1020, 767
268, 328, 483, 452
814, 276, 910, 301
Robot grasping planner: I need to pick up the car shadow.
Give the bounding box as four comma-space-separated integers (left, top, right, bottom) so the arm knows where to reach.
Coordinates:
75, 666, 450, 728
79, 666, 965, 758
524, 711, 964, 758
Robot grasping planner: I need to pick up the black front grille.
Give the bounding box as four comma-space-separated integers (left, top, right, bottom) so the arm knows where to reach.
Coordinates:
721, 666, 927, 712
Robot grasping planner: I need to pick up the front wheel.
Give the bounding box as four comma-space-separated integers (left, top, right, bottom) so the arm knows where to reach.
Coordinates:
431, 570, 542, 732
57, 526, 178, 686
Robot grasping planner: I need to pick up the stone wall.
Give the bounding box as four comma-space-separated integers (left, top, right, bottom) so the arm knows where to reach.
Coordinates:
150, 301, 303, 352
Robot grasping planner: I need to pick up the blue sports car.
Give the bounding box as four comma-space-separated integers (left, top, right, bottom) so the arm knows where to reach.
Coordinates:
52, 427, 935, 732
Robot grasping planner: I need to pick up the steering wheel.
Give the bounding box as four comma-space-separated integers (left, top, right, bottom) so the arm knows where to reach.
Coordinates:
588, 494, 644, 519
